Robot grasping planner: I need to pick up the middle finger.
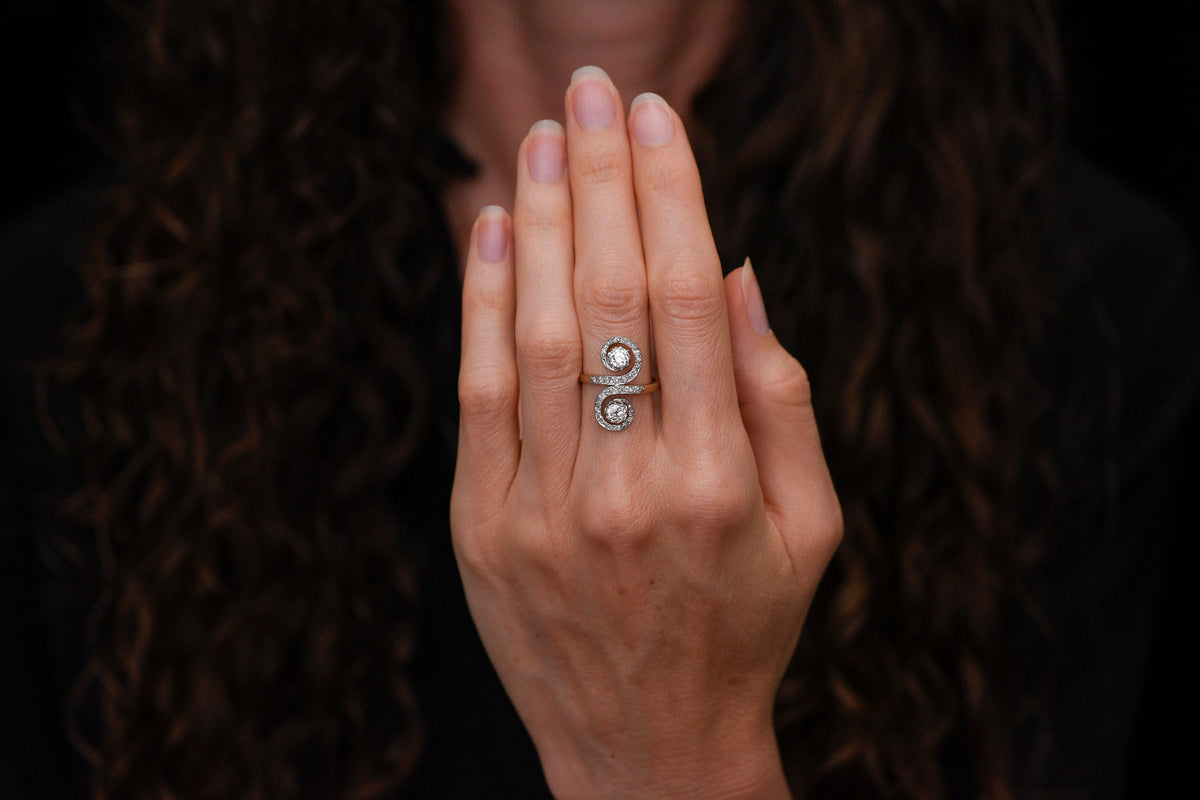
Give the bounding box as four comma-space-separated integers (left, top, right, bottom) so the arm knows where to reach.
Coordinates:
566, 66, 658, 451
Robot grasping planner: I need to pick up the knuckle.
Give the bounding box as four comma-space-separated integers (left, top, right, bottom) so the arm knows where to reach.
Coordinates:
666, 442, 757, 526
643, 159, 685, 200
760, 356, 814, 410
458, 369, 516, 419
791, 479, 844, 565
464, 279, 510, 316
653, 269, 724, 322
455, 527, 506, 579
450, 496, 506, 577
674, 469, 754, 529
519, 205, 568, 235
576, 146, 626, 186
819, 491, 845, 554
579, 264, 646, 325
577, 485, 653, 548
517, 318, 580, 378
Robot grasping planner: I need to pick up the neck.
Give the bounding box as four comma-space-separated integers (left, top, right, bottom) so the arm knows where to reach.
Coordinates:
442, 0, 741, 255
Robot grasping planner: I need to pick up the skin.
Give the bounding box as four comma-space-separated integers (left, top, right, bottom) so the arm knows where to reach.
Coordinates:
447, 3, 844, 798
443, 0, 742, 249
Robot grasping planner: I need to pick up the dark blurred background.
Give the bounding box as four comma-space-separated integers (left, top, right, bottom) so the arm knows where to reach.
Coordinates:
1, 1, 1194, 796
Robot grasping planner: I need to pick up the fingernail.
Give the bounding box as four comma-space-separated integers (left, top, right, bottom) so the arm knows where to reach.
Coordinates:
527, 120, 565, 182
570, 65, 615, 130
741, 257, 771, 336
629, 93, 675, 148
477, 206, 509, 263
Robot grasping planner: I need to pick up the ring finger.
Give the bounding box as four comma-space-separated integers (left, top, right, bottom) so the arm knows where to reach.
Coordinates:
566, 66, 657, 454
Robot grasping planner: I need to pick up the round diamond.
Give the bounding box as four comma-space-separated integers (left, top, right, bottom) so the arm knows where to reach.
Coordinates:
604, 400, 630, 425
607, 345, 631, 371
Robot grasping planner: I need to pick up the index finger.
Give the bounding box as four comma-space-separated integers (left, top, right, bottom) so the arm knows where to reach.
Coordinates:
627, 93, 740, 450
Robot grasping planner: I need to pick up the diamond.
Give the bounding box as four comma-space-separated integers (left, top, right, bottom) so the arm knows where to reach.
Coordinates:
604, 399, 630, 425
607, 345, 631, 371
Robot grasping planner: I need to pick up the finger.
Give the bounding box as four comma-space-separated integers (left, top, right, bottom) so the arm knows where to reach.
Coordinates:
566, 66, 657, 447
725, 260, 843, 564
627, 92, 739, 452
513, 120, 581, 490
453, 206, 520, 513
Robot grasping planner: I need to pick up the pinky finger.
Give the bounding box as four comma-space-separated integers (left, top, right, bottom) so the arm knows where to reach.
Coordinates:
453, 206, 520, 512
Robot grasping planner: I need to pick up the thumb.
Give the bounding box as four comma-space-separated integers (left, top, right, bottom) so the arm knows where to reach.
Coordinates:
724, 258, 842, 557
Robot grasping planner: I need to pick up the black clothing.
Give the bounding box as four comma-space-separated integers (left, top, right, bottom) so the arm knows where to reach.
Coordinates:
2, 156, 1198, 799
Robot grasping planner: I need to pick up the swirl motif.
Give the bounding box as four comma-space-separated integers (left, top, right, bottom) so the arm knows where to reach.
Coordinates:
587, 336, 645, 431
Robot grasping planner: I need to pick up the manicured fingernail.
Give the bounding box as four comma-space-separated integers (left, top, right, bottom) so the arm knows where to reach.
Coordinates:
629, 93, 675, 148
741, 257, 771, 336
571, 65, 615, 130
527, 120, 565, 182
477, 206, 509, 263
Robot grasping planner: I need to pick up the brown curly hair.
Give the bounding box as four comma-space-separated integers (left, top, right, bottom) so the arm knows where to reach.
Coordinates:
31, 0, 1065, 797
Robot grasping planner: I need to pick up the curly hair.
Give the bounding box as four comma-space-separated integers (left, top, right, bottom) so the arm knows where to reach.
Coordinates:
32, 0, 1065, 797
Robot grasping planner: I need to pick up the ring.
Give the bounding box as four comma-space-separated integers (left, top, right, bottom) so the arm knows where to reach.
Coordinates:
579, 336, 660, 431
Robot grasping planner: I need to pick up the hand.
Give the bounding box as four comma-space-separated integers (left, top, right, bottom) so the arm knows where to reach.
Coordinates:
450, 66, 842, 800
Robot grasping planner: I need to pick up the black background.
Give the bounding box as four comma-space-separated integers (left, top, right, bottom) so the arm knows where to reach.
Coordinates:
1, 2, 1195, 796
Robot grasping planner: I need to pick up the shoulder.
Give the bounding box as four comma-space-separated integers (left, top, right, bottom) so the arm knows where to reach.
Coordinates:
1062, 153, 1200, 359
1064, 153, 1193, 263
1027, 153, 1200, 796
0, 175, 110, 364
1, 175, 111, 510
0, 176, 107, 488
1060, 153, 1200, 468
0, 178, 110, 797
